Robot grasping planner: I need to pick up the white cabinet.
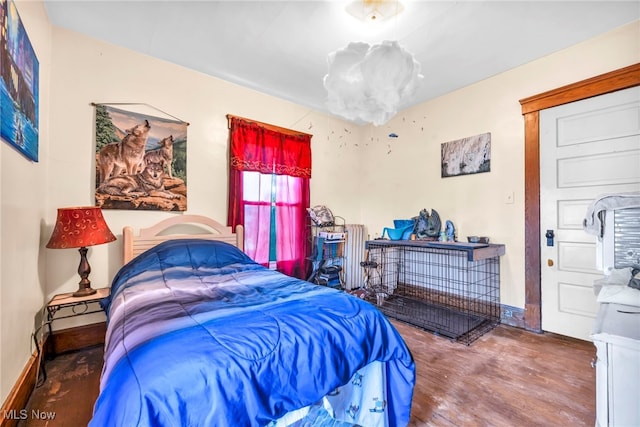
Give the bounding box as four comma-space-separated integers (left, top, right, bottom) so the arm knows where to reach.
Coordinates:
591, 302, 640, 427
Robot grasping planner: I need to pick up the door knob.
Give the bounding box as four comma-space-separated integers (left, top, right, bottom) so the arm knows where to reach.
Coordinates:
548, 259, 554, 267
545, 230, 555, 247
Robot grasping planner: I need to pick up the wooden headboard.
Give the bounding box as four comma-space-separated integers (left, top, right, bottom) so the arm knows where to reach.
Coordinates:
122, 215, 244, 264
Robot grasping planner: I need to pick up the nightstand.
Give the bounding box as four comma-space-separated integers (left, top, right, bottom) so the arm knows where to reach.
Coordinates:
46, 287, 110, 329
35, 287, 110, 386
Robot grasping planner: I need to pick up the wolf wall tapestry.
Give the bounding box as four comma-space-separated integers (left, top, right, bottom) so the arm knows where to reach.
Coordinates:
441, 132, 491, 178
0, 0, 39, 162
94, 104, 188, 211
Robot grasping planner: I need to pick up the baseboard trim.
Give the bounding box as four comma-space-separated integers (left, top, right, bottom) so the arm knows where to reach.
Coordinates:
500, 304, 526, 329
0, 350, 40, 427
47, 322, 106, 356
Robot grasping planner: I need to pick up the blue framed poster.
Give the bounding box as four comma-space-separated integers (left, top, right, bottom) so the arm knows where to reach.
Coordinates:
0, 0, 39, 162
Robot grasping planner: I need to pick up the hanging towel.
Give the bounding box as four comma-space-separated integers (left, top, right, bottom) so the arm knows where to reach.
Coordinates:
583, 192, 640, 238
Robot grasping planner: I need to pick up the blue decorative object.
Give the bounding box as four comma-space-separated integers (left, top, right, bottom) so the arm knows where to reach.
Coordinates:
413, 209, 441, 239
445, 220, 456, 241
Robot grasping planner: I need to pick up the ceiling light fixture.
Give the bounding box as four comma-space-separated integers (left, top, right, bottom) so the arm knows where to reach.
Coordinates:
325, 0, 422, 126
345, 0, 405, 23
324, 40, 423, 126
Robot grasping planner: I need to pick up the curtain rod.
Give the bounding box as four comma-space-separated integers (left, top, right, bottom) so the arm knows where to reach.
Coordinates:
226, 114, 312, 138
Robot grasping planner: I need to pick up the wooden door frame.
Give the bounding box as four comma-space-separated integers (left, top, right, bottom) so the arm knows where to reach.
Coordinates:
518, 63, 640, 332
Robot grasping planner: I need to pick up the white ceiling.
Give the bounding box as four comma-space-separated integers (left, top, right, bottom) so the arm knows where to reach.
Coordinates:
43, 1, 639, 121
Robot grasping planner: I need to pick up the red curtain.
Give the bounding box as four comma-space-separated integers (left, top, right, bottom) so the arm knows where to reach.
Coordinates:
227, 117, 311, 279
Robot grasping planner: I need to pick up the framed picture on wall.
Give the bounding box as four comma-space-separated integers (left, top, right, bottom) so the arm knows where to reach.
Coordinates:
441, 132, 491, 178
94, 104, 188, 211
0, 0, 40, 162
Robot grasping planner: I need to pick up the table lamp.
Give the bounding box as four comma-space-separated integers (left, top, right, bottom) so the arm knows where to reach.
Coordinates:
46, 207, 116, 297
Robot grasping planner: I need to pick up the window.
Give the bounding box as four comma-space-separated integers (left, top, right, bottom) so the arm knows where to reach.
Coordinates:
227, 116, 312, 279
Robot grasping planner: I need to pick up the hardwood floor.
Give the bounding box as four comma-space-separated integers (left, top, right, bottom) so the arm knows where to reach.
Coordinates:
397, 322, 596, 426
18, 345, 102, 427
20, 322, 595, 426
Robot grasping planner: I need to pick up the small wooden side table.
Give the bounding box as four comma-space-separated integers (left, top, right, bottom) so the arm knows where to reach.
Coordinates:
46, 287, 110, 330
35, 287, 110, 386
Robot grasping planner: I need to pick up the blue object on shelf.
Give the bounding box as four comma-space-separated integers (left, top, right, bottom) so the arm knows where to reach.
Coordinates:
445, 220, 456, 241
394, 219, 415, 240
393, 219, 414, 229
383, 221, 415, 240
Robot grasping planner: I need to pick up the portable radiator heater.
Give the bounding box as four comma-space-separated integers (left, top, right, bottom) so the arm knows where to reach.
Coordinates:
344, 224, 367, 290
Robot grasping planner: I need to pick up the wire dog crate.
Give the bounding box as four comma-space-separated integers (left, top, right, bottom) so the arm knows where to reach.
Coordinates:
363, 240, 504, 345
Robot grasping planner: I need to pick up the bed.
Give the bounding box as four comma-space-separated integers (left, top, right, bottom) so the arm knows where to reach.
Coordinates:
90, 215, 415, 426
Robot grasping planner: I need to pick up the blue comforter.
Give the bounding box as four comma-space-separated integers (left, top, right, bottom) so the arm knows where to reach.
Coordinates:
90, 239, 415, 426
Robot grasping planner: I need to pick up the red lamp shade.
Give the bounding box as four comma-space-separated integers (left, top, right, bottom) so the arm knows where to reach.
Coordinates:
47, 207, 116, 297
46, 207, 116, 249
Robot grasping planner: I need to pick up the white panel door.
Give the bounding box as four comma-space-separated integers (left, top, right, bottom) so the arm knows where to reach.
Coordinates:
540, 86, 640, 340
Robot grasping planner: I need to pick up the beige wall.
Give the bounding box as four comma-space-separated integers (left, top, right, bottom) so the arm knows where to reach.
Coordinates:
359, 20, 639, 307
0, 0, 52, 405
45, 25, 364, 307
1, 0, 638, 407
2, 1, 365, 405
